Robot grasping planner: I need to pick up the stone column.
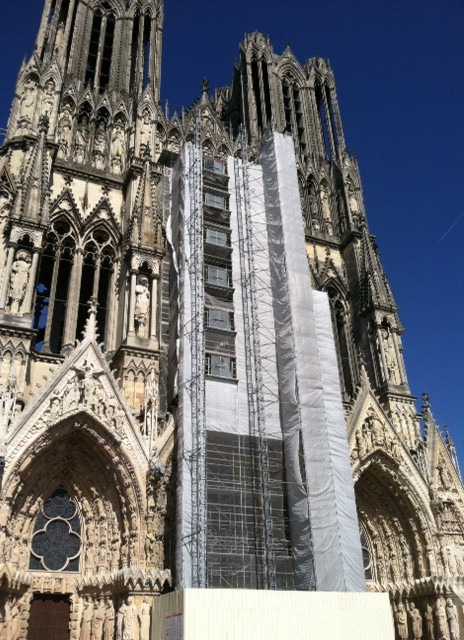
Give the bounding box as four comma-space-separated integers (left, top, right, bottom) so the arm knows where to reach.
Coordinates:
0, 246, 16, 309
21, 248, 40, 316
41, 250, 61, 352
149, 275, 158, 340
61, 249, 83, 353
127, 270, 137, 335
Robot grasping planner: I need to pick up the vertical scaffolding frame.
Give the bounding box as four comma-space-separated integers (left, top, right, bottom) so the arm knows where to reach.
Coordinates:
233, 126, 276, 589
187, 110, 207, 588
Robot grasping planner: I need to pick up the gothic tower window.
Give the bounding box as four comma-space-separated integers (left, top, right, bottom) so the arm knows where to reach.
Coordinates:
85, 10, 102, 86
76, 228, 116, 343
33, 219, 76, 353
327, 287, 354, 399
99, 13, 115, 90
130, 13, 140, 90
281, 76, 306, 158
261, 60, 272, 123
142, 14, 152, 89
315, 82, 332, 161
251, 59, 263, 132
326, 86, 339, 151
29, 488, 81, 572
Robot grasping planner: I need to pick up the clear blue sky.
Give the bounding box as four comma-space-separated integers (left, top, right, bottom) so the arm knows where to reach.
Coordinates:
1, 0, 463, 469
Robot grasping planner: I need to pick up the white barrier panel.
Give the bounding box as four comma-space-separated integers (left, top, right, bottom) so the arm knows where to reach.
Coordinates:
153, 589, 395, 640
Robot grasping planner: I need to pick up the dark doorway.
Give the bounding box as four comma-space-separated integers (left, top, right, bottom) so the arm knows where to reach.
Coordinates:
27, 595, 70, 640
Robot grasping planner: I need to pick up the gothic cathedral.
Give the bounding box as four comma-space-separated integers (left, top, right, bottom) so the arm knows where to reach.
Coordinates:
0, 1, 462, 639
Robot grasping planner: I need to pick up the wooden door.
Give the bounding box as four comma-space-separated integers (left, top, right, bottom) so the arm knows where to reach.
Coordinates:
27, 595, 70, 640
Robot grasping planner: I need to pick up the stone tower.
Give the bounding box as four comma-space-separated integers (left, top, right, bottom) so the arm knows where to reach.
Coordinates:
0, 0, 172, 637
0, 4, 463, 640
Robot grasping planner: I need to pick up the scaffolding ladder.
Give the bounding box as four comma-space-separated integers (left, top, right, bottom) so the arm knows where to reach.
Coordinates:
234, 126, 277, 589
187, 110, 207, 588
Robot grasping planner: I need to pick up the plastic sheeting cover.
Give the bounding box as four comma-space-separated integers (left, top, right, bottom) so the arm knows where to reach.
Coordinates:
260, 131, 365, 592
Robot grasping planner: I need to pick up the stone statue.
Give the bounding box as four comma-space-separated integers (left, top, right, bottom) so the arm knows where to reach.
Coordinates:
103, 600, 115, 640
63, 375, 80, 412
409, 602, 423, 640
74, 114, 90, 164
347, 180, 359, 214
425, 604, 435, 640
446, 598, 459, 640
79, 597, 93, 640
110, 119, 125, 174
140, 109, 152, 153
362, 418, 373, 451
138, 597, 151, 640
93, 120, 107, 170
116, 600, 126, 640
42, 79, 55, 117
134, 275, 150, 337
121, 597, 137, 640
438, 463, 452, 490
435, 598, 450, 640
355, 429, 366, 459
57, 105, 73, 159
320, 183, 332, 231
395, 602, 409, 640
366, 409, 384, 447
91, 599, 105, 640
17, 78, 37, 130
8, 249, 31, 314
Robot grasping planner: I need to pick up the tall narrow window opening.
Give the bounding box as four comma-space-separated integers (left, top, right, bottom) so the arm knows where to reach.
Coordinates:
130, 14, 140, 90
326, 87, 339, 151
315, 84, 331, 161
85, 11, 102, 86
262, 60, 272, 123
99, 13, 115, 90
34, 219, 75, 353
251, 59, 263, 132
142, 16, 151, 89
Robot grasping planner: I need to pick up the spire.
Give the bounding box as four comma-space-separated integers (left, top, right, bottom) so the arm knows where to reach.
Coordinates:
359, 224, 396, 314
130, 158, 162, 252
82, 297, 99, 343
16, 116, 50, 224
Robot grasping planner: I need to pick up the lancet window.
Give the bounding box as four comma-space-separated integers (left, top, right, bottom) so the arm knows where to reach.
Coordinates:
84, 5, 116, 91
77, 228, 116, 342
281, 76, 306, 157
33, 219, 76, 353
326, 287, 355, 399
33, 220, 116, 354
129, 12, 153, 93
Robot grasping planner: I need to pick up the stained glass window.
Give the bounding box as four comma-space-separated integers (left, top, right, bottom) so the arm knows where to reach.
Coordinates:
30, 489, 81, 572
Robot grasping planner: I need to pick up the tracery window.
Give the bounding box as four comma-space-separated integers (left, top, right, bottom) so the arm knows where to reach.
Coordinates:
282, 76, 306, 158
76, 228, 116, 341
33, 219, 76, 353
29, 489, 81, 572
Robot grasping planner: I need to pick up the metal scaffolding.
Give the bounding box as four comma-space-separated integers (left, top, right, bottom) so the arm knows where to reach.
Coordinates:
187, 110, 207, 588
233, 126, 277, 589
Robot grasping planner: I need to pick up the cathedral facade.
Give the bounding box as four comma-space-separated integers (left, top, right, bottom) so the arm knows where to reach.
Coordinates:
0, 1, 462, 639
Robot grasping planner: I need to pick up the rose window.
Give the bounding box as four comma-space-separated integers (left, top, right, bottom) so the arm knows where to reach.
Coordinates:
30, 489, 81, 572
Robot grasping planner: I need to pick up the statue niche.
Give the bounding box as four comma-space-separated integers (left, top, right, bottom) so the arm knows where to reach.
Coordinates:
134, 275, 150, 338
7, 248, 32, 315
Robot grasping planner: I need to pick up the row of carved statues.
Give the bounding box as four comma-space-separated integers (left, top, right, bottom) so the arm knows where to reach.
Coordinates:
394, 597, 460, 640
0, 594, 152, 640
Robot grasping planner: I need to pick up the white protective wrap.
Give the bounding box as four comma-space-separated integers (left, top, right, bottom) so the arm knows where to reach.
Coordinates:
260, 132, 365, 592
174, 146, 194, 588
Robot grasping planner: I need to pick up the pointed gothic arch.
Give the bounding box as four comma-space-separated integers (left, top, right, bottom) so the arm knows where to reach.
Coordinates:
355, 457, 435, 588
2, 414, 146, 581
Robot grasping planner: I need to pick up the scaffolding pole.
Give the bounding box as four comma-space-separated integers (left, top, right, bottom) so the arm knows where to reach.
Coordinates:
234, 126, 276, 589
187, 109, 207, 588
